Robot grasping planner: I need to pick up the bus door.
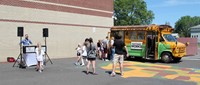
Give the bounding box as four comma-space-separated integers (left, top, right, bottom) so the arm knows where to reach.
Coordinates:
146, 31, 157, 59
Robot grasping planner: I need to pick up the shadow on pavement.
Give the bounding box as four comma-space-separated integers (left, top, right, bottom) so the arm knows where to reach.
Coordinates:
125, 57, 182, 64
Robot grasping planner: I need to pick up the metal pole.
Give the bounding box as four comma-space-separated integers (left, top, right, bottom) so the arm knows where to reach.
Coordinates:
20, 37, 22, 64
44, 37, 47, 65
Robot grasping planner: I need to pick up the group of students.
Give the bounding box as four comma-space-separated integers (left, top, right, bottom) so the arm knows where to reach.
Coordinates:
20, 34, 45, 73
21, 33, 128, 76
75, 34, 128, 76
96, 36, 115, 61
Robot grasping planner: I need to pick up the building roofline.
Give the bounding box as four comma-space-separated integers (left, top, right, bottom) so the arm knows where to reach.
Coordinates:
191, 25, 200, 29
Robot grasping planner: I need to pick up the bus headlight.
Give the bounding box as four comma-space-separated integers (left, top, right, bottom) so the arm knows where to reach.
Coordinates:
174, 48, 179, 53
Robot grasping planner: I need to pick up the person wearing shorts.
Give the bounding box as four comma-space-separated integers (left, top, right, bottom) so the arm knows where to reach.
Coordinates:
111, 34, 128, 77
86, 38, 97, 75
102, 36, 109, 61
74, 44, 82, 66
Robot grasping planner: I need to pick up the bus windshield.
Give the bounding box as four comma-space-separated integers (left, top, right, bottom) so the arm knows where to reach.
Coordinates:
163, 34, 177, 42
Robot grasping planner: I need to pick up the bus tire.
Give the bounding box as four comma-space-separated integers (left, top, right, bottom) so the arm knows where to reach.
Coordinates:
173, 57, 182, 62
161, 52, 172, 63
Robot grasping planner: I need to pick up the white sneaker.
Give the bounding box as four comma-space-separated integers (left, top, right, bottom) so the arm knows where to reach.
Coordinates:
74, 62, 79, 66
105, 59, 109, 61
110, 72, 116, 77
81, 64, 85, 66
39, 70, 42, 73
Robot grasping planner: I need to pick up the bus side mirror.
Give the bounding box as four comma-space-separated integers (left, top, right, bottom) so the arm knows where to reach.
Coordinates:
185, 42, 189, 46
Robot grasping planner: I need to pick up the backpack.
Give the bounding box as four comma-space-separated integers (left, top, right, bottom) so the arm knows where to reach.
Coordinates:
87, 43, 96, 58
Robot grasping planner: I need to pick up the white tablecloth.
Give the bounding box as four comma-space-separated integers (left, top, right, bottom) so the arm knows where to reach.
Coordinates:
24, 53, 37, 67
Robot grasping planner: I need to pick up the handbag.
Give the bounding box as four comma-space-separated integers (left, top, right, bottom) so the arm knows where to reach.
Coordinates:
87, 43, 96, 58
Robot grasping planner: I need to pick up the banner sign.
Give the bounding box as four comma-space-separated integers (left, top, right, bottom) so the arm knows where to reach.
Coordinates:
131, 42, 142, 50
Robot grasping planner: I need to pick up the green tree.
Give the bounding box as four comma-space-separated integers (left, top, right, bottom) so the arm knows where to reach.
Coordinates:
175, 16, 200, 37
114, 0, 154, 26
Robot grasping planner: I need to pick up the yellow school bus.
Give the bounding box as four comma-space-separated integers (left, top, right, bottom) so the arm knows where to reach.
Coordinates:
110, 24, 187, 63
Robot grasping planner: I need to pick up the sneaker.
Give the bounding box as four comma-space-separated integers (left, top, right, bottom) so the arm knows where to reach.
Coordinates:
105, 59, 109, 61
92, 73, 98, 75
81, 64, 85, 66
110, 72, 116, 77
120, 73, 124, 76
120, 71, 124, 76
39, 70, 42, 73
86, 71, 89, 75
74, 62, 79, 66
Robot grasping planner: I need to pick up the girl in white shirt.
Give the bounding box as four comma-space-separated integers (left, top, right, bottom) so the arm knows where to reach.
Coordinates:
74, 44, 82, 65
36, 43, 45, 73
81, 42, 88, 66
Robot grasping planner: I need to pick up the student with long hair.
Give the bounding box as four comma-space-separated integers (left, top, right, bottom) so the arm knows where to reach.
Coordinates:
97, 40, 102, 60
35, 43, 45, 73
86, 38, 97, 75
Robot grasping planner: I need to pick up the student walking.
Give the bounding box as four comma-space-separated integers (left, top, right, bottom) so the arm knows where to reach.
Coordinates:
74, 44, 83, 66
81, 42, 88, 66
110, 35, 128, 77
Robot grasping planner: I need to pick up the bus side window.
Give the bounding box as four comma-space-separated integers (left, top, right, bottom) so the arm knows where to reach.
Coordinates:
130, 31, 137, 40
138, 31, 145, 40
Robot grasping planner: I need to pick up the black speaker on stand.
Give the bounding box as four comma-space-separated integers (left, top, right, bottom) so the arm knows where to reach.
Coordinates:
13, 27, 26, 68
43, 28, 53, 65
43, 28, 48, 37
18, 27, 24, 37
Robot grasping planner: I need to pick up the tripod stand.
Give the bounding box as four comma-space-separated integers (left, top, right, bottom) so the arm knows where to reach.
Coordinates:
13, 37, 26, 68
43, 37, 53, 65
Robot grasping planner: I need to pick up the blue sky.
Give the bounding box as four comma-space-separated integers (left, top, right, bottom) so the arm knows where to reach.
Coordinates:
145, 0, 200, 27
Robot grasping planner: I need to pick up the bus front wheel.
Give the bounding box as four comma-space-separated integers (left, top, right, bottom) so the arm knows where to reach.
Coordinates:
161, 52, 172, 63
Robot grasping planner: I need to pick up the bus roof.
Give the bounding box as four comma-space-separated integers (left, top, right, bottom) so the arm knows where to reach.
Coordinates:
111, 25, 148, 31
111, 24, 173, 31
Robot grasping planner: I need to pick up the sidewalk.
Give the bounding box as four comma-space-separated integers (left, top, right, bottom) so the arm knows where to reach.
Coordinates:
183, 48, 200, 60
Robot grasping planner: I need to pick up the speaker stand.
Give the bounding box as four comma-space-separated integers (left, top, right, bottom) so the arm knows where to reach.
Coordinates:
44, 37, 53, 65
13, 37, 26, 68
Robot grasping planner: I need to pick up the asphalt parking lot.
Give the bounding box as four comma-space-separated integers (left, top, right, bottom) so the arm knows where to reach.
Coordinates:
1, 54, 200, 85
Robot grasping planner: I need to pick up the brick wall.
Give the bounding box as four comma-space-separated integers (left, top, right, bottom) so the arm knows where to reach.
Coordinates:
177, 38, 198, 55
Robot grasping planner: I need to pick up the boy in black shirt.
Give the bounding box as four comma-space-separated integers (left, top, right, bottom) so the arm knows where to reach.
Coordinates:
111, 34, 129, 77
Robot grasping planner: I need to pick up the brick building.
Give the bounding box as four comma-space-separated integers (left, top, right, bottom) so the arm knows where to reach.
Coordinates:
0, 0, 113, 62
